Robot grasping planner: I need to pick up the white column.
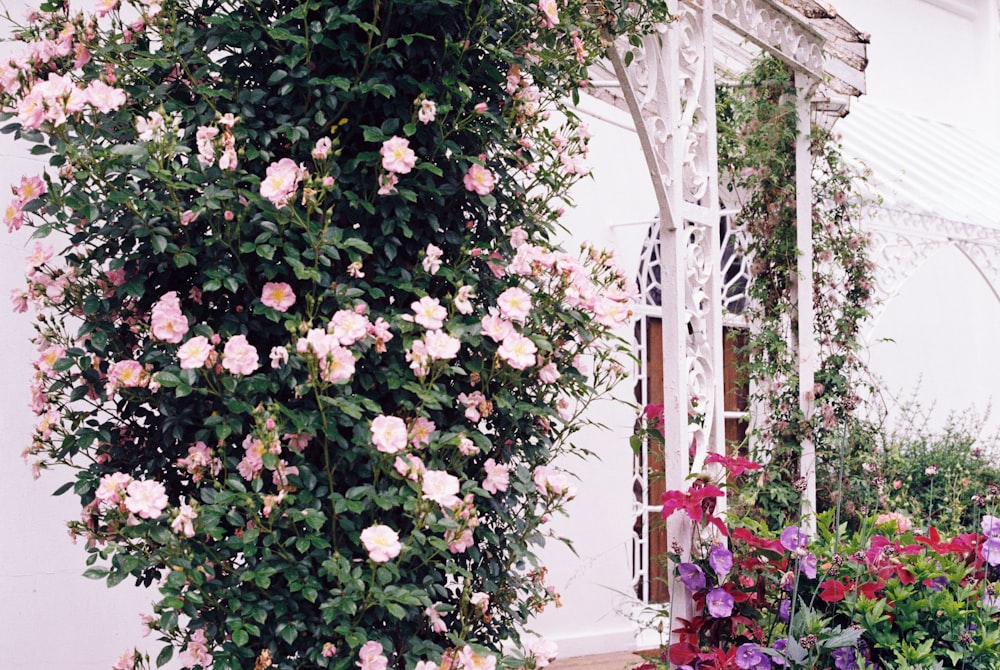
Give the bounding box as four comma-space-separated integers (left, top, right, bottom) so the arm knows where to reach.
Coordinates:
794, 70, 817, 534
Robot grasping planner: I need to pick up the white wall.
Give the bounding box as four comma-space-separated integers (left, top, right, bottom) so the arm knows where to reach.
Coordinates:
532, 95, 657, 657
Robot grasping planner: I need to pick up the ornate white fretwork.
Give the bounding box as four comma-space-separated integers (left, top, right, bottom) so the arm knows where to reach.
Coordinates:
864, 208, 1000, 325
714, 0, 826, 77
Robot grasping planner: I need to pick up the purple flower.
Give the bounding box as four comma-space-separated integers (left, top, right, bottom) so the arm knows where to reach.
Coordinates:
677, 562, 706, 591
832, 647, 857, 670
983, 515, 1000, 536
772, 639, 787, 666
709, 545, 733, 577
780, 526, 808, 553
981, 536, 1000, 567
735, 644, 771, 670
778, 599, 790, 623
801, 552, 817, 579
705, 587, 734, 618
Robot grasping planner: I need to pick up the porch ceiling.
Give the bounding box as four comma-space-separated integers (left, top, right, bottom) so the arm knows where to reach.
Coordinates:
588, 0, 869, 119
836, 100, 1000, 230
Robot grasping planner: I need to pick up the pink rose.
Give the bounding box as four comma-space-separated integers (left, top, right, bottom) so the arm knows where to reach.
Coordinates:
221, 334, 259, 375
177, 336, 213, 369
360, 525, 401, 563
260, 281, 296, 312
260, 158, 306, 208
150, 291, 189, 343
371, 414, 407, 453
463, 163, 495, 195
380, 136, 417, 174
124, 479, 168, 519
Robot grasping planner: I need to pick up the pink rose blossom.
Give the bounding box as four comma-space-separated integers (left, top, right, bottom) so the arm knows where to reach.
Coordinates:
448, 528, 474, 553
409, 417, 435, 448
417, 99, 437, 124
125, 479, 168, 519
394, 454, 426, 480
177, 336, 213, 369
107, 359, 149, 392
533, 465, 576, 498
260, 158, 306, 208
422, 470, 461, 508
529, 638, 559, 668
269, 346, 289, 369
380, 136, 417, 174
423, 330, 461, 360
329, 309, 369, 345
411, 296, 447, 330
357, 641, 389, 670
371, 414, 407, 453
195, 125, 218, 166
425, 604, 447, 633
480, 314, 513, 342
482, 458, 509, 493
454, 285, 475, 314
463, 163, 495, 195
322, 642, 337, 658
538, 362, 560, 383
458, 646, 497, 670
95, 472, 132, 506
150, 291, 188, 343
377, 172, 398, 195
422, 244, 443, 274
497, 332, 537, 369
222, 334, 259, 375
496, 286, 531, 322
171, 503, 197, 538
458, 436, 479, 455
84, 79, 127, 113
112, 649, 137, 670
261, 281, 296, 312
360, 524, 402, 563
312, 137, 332, 160
178, 628, 213, 669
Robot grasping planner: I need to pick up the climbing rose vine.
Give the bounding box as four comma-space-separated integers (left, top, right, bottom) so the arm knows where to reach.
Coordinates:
4, 0, 665, 668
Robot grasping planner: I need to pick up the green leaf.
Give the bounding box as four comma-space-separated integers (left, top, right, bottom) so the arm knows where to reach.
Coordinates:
83, 567, 109, 580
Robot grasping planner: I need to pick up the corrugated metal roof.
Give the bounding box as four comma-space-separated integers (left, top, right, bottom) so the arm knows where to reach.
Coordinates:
836, 100, 1000, 229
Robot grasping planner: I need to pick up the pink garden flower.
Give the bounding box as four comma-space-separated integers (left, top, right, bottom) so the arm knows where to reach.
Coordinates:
538, 362, 560, 383
84, 79, 127, 113
177, 335, 213, 369
371, 414, 407, 453
178, 628, 213, 669
260, 158, 306, 208
195, 125, 218, 166
480, 314, 513, 342
411, 296, 447, 330
171, 503, 197, 538
463, 163, 495, 195
423, 330, 461, 360
458, 645, 497, 670
417, 99, 437, 124
312, 137, 332, 160
377, 172, 398, 195
124, 479, 168, 519
497, 286, 531, 322
422, 243, 443, 274
150, 291, 188, 343
380, 136, 417, 174
497, 331, 537, 369
360, 524, 402, 563
538, 0, 560, 26
482, 458, 509, 493
409, 417, 435, 448
260, 281, 296, 312
454, 285, 475, 314
422, 470, 461, 508
95, 472, 133, 506
221, 334, 259, 375
533, 465, 576, 498
107, 359, 148, 391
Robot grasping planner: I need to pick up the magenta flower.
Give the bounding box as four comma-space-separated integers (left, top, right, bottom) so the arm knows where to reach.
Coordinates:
677, 563, 706, 591
705, 587, 734, 618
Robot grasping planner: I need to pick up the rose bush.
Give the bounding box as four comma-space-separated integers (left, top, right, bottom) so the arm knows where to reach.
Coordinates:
3, 0, 667, 668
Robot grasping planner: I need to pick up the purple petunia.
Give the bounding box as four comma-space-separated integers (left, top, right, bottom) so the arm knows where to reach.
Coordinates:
832, 647, 858, 670
677, 562, 706, 592
705, 587, 734, 618
778, 599, 791, 623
